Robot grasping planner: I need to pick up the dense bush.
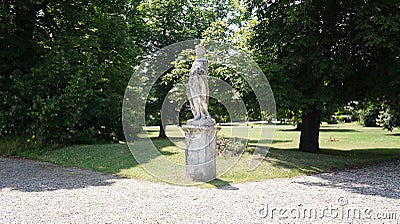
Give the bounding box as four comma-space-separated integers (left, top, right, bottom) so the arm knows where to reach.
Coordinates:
360, 105, 381, 127
0, 1, 141, 146
377, 107, 400, 131
327, 117, 339, 124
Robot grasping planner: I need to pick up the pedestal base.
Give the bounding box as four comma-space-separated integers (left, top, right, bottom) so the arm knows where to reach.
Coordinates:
182, 123, 217, 182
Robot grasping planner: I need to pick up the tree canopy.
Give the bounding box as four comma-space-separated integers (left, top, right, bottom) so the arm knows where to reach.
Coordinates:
250, 0, 400, 152
1, 0, 398, 151
1, 0, 141, 144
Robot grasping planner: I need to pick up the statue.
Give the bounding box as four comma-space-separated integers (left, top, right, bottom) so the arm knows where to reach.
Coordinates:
187, 44, 211, 122
183, 44, 216, 182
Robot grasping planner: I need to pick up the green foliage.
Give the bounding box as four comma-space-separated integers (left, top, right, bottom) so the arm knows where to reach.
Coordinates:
140, 0, 221, 131
249, 0, 400, 150
360, 105, 381, 127
0, 1, 142, 145
141, 0, 249, 129
166, 46, 262, 124
138, 0, 223, 51
377, 104, 400, 131
0, 137, 27, 156
322, 104, 359, 124
163, 2, 262, 124
251, 0, 361, 114
355, 0, 400, 112
1, 0, 398, 149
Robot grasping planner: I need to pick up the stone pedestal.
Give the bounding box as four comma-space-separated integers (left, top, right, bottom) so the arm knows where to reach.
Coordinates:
182, 119, 216, 182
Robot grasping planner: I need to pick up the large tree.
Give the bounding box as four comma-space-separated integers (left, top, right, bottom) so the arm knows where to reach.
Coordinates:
0, 0, 142, 144
139, 0, 235, 138
356, 0, 400, 130
250, 0, 399, 152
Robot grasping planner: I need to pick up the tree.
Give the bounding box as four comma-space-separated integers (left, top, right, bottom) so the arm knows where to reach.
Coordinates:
377, 104, 400, 131
139, 0, 234, 138
166, 48, 256, 125
161, 3, 265, 126
250, 0, 399, 152
251, 0, 352, 152
0, 0, 142, 145
359, 104, 380, 127
355, 0, 400, 130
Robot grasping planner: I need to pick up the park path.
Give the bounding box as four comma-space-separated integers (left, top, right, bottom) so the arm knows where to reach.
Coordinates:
0, 156, 399, 224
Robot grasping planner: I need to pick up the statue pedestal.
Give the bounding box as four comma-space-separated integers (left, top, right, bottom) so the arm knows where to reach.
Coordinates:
182, 121, 216, 182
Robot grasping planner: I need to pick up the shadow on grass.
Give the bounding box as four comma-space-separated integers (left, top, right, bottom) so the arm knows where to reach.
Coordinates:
207, 178, 239, 190
279, 128, 300, 132
157, 137, 185, 141
265, 147, 400, 199
278, 127, 360, 133
319, 128, 360, 132
385, 132, 400, 136
248, 139, 293, 144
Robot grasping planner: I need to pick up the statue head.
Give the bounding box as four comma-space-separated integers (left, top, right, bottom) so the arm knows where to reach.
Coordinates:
195, 44, 206, 59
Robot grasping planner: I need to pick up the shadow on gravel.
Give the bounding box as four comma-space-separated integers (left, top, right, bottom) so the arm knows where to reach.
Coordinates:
0, 157, 123, 192
294, 159, 400, 199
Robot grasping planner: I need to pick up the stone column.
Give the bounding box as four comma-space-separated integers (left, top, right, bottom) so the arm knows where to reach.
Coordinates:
182, 121, 216, 182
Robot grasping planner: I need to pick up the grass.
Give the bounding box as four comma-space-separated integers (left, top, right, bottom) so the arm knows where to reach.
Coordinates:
9, 123, 400, 187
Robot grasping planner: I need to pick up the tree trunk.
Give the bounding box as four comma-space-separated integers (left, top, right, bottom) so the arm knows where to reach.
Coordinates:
158, 122, 167, 139
299, 108, 321, 152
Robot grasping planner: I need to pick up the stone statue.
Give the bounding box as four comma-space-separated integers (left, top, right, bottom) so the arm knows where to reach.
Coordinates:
182, 44, 217, 182
187, 44, 211, 122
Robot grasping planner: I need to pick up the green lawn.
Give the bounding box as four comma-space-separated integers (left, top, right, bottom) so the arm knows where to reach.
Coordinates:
15, 123, 400, 187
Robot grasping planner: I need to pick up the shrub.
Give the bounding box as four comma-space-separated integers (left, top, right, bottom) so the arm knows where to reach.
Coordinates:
0, 138, 25, 156
360, 105, 380, 127
0, 136, 48, 156
377, 108, 400, 131
327, 116, 338, 124
216, 135, 247, 156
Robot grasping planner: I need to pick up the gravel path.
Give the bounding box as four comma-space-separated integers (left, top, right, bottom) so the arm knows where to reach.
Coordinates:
1, 157, 399, 224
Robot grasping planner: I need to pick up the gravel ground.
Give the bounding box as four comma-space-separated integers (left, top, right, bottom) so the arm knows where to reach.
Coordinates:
0, 157, 399, 224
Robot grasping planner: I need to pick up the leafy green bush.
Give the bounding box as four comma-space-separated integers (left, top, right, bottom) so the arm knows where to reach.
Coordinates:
0, 136, 48, 156
0, 1, 141, 146
360, 105, 380, 127
377, 108, 400, 131
327, 116, 338, 124
0, 138, 25, 156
